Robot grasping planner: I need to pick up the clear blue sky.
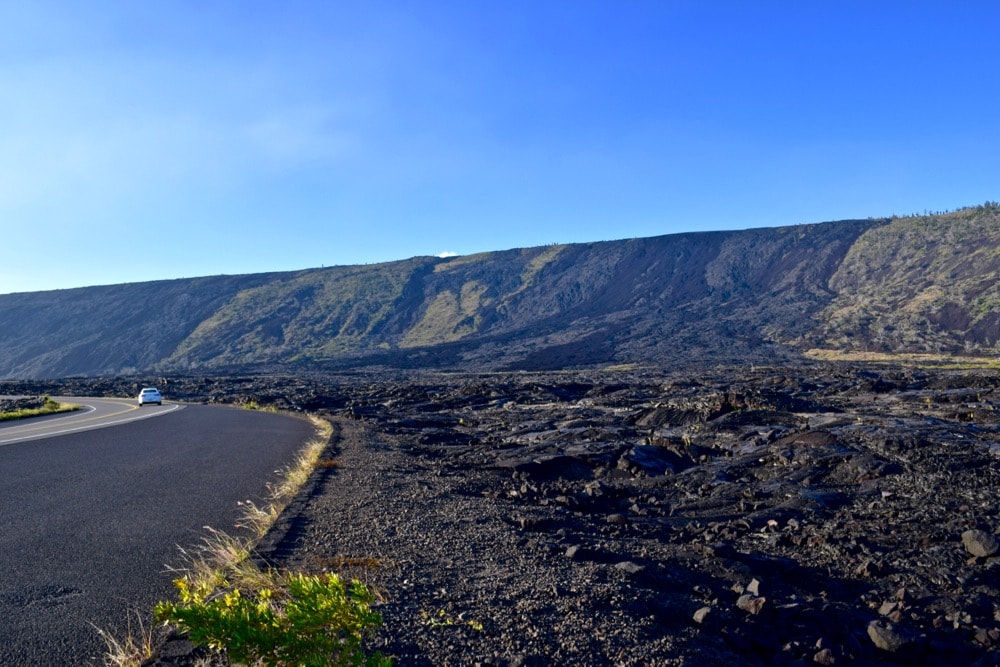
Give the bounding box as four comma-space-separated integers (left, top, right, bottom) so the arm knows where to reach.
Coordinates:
2, 1, 997, 294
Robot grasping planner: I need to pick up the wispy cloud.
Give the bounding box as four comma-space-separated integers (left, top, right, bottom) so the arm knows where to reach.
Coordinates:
244, 106, 362, 166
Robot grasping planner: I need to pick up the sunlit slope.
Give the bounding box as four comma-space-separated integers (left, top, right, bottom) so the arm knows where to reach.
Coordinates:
812, 206, 1000, 355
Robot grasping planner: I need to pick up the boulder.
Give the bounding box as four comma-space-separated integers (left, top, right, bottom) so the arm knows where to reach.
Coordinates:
961, 529, 999, 558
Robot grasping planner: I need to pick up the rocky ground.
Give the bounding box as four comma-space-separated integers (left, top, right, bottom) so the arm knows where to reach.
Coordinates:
0, 395, 48, 412
3, 365, 999, 665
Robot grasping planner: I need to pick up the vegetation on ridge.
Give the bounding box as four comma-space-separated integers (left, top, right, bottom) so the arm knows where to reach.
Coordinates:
815, 204, 1000, 355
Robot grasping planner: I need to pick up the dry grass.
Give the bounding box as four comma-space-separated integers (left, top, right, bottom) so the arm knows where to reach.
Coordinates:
268, 415, 331, 502
804, 348, 1000, 369
235, 415, 333, 539
189, 415, 334, 588
0, 398, 79, 421
235, 498, 279, 539
168, 525, 272, 593
92, 613, 154, 667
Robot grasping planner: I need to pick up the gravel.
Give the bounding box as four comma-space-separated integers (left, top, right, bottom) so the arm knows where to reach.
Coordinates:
8, 366, 998, 666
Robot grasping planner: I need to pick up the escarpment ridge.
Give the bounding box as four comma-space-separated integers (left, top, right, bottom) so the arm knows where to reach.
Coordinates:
2, 205, 999, 379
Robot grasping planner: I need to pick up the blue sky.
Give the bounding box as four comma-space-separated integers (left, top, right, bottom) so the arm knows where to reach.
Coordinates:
2, 1, 997, 294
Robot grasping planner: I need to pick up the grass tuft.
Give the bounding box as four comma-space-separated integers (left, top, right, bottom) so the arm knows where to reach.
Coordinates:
92, 613, 154, 667
237, 398, 278, 412
0, 397, 79, 421
267, 415, 332, 502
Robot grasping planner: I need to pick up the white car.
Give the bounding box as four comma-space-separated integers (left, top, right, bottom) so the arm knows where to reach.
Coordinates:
138, 387, 163, 406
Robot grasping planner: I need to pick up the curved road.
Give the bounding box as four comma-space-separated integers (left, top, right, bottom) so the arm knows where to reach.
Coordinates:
0, 397, 183, 447
0, 399, 316, 665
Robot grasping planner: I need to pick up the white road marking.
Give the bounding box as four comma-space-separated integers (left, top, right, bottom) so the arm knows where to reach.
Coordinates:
0, 400, 184, 446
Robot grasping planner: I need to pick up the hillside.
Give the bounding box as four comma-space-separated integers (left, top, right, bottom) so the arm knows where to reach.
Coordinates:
1, 206, 998, 379
812, 205, 1000, 355
0, 274, 280, 378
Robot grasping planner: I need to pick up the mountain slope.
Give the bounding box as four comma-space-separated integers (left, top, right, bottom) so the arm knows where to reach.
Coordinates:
0, 274, 279, 378
162, 218, 876, 372
812, 205, 1000, 354
1, 206, 997, 379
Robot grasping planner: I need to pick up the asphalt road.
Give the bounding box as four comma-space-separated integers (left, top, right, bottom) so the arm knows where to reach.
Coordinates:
0, 397, 183, 447
0, 400, 316, 665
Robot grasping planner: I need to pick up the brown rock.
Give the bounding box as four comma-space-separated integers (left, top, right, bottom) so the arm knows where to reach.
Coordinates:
736, 594, 766, 615
867, 620, 908, 652
692, 606, 711, 624
813, 647, 836, 665
614, 561, 645, 575
878, 601, 897, 616
961, 529, 999, 558
854, 558, 881, 578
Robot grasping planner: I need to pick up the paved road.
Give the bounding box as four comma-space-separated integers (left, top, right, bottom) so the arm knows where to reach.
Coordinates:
0, 397, 182, 447
0, 401, 316, 665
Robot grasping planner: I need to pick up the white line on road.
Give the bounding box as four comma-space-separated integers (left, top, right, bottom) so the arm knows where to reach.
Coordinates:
0, 402, 184, 446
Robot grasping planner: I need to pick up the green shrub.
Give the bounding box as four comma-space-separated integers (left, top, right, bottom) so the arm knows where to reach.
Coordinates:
154, 572, 390, 667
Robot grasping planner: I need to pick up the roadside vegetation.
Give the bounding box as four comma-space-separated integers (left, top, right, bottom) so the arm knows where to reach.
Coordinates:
102, 414, 389, 667
805, 348, 1000, 369
0, 396, 79, 421
237, 397, 278, 413
154, 570, 388, 667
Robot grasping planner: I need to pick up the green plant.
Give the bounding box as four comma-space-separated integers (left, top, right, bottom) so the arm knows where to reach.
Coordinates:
155, 572, 390, 667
